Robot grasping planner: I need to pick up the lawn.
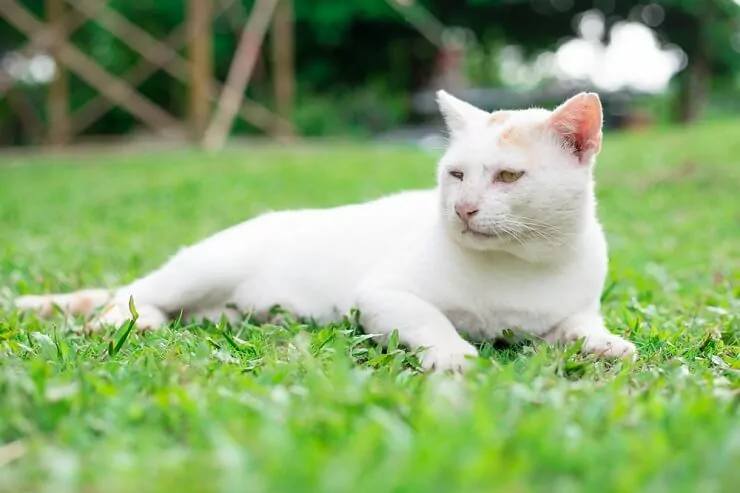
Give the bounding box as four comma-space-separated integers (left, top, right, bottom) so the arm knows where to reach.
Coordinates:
0, 122, 738, 493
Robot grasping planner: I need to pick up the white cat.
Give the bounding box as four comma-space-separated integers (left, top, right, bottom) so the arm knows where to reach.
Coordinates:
13, 91, 636, 372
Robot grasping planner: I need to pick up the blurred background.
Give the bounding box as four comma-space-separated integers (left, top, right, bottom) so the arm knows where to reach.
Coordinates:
1, 0, 739, 150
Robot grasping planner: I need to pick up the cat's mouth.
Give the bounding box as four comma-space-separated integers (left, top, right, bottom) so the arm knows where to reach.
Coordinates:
462, 226, 503, 239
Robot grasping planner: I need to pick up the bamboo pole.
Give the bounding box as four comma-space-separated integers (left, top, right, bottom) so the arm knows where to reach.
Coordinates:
203, 0, 279, 151
271, 0, 294, 138
187, 0, 213, 142
0, 7, 88, 102
46, 0, 69, 146
65, 0, 293, 136
0, 0, 181, 136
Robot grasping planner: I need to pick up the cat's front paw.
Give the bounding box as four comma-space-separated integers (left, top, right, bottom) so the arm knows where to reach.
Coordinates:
419, 341, 479, 373
582, 333, 636, 360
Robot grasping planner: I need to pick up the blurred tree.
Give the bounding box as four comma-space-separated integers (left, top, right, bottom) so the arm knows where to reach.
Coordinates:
449, 0, 740, 123
654, 0, 740, 122
1, 0, 739, 141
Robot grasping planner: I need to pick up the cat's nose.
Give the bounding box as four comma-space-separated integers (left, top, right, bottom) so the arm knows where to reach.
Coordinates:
455, 203, 479, 222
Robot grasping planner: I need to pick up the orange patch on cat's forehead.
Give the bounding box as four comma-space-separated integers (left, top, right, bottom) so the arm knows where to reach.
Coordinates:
487, 112, 525, 146
498, 126, 525, 147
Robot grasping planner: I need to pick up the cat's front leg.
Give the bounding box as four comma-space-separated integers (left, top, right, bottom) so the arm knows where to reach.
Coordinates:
356, 289, 478, 372
543, 309, 636, 359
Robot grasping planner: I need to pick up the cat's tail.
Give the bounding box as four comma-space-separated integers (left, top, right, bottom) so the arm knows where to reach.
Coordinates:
14, 288, 114, 318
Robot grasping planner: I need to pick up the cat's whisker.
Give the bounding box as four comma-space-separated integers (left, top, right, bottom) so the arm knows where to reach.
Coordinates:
500, 218, 567, 248
498, 223, 527, 245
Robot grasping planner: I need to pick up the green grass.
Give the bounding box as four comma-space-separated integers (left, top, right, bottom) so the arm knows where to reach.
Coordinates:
0, 122, 739, 493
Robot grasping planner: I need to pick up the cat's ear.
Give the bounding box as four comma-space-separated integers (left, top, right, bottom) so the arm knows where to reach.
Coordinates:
548, 92, 603, 164
437, 90, 488, 136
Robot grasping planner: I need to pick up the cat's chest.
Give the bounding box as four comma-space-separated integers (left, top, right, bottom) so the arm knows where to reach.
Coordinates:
443, 305, 554, 341
439, 260, 596, 340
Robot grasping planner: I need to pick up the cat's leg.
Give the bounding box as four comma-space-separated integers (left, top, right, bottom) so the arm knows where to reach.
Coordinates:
543, 309, 636, 359
14, 217, 272, 332
357, 289, 478, 372
14, 289, 113, 317
13, 287, 167, 330
17, 232, 252, 331
14, 276, 184, 331
90, 253, 234, 331
15, 283, 174, 332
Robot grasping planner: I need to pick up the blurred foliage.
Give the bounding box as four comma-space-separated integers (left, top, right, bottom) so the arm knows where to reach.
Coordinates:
0, 0, 739, 142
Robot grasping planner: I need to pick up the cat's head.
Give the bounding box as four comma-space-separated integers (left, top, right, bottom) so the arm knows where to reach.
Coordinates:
435, 90, 603, 255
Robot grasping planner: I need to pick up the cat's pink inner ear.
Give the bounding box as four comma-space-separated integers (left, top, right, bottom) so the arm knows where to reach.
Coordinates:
549, 93, 603, 163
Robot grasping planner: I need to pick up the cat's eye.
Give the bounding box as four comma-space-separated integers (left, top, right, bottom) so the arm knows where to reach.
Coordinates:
449, 170, 464, 181
495, 170, 525, 184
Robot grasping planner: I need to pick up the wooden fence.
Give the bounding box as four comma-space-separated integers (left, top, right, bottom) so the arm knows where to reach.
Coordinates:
0, 0, 296, 150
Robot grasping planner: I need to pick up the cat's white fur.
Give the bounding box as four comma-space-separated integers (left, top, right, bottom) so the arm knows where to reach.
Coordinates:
14, 91, 636, 371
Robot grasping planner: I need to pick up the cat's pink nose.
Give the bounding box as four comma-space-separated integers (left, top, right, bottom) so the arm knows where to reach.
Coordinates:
455, 203, 479, 222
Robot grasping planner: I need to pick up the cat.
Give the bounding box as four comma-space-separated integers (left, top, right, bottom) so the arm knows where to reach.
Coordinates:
13, 90, 637, 372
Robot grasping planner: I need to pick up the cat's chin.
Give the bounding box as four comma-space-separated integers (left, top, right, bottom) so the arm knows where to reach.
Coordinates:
462, 227, 504, 240
451, 227, 510, 251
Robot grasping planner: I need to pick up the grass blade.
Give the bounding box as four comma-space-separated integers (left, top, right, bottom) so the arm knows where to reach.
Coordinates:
108, 297, 139, 357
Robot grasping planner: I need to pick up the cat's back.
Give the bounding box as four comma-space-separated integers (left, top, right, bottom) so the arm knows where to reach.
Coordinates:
203, 188, 435, 244
213, 188, 437, 276
160, 189, 437, 322
324, 188, 438, 232
222, 189, 439, 318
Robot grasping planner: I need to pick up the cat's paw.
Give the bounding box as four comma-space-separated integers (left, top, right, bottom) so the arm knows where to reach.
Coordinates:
419, 341, 479, 373
87, 303, 167, 332
582, 333, 636, 360
14, 289, 111, 317
14, 295, 52, 315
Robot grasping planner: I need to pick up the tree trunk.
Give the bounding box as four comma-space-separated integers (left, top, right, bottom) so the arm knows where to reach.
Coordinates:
675, 5, 712, 123
676, 48, 710, 123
